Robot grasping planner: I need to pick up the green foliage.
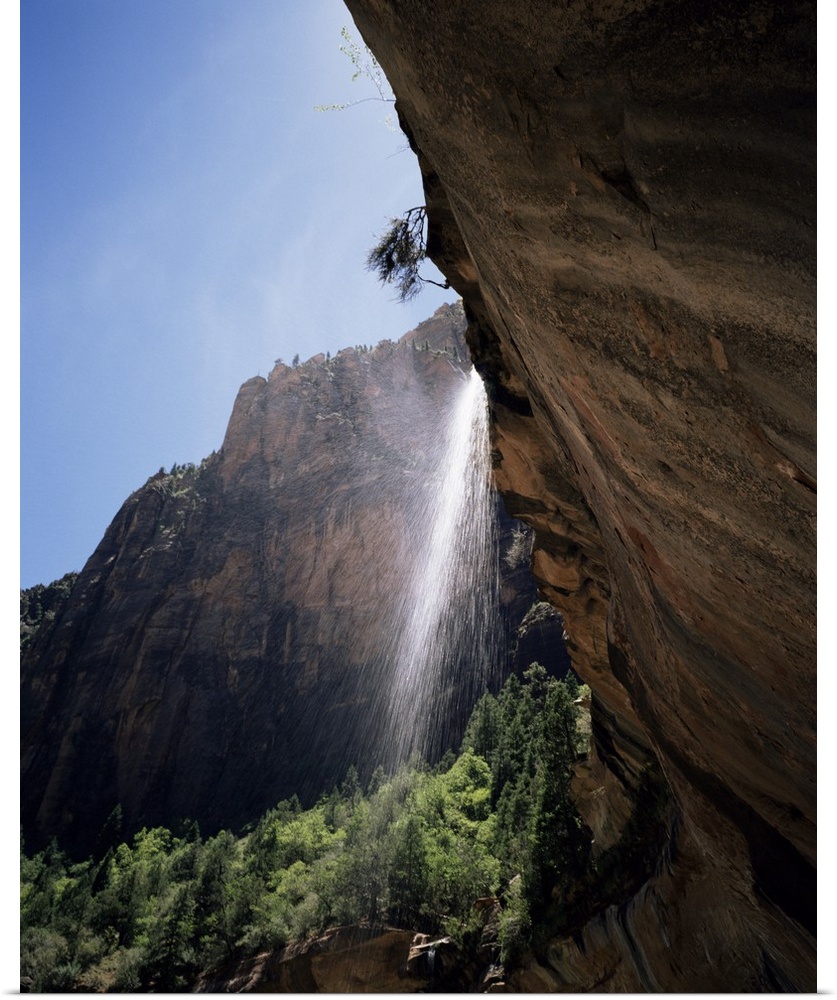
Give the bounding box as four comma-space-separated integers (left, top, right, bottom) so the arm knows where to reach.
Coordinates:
314, 25, 394, 117
20, 572, 79, 649
526, 680, 590, 917
387, 811, 429, 925
20, 927, 75, 992
20, 668, 592, 990
461, 691, 501, 762
497, 874, 530, 964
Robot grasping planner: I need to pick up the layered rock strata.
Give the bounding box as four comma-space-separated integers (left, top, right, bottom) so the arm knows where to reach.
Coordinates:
21, 306, 566, 857
344, 0, 815, 990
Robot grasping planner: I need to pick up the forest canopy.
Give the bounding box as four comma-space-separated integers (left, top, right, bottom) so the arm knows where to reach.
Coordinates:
21, 667, 591, 992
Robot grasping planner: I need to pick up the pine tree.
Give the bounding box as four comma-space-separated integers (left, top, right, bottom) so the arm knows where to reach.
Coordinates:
526, 681, 589, 912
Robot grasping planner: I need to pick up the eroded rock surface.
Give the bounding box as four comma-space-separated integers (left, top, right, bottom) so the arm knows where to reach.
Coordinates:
345, 0, 815, 989
195, 926, 426, 993
195, 924, 501, 993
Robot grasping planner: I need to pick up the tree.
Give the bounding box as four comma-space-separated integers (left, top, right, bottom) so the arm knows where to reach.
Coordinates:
461, 691, 501, 765
94, 806, 124, 861
564, 670, 580, 700
366, 765, 386, 796
340, 765, 363, 807
526, 681, 589, 912
365, 207, 450, 302
387, 812, 429, 925
20, 927, 73, 992
335, 800, 389, 924
19, 668, 596, 988
191, 830, 239, 965
135, 883, 196, 991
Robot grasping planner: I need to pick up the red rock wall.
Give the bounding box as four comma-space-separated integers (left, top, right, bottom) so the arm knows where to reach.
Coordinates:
344, 0, 815, 989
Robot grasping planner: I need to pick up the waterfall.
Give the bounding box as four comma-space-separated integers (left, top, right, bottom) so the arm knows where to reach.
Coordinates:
383, 365, 501, 765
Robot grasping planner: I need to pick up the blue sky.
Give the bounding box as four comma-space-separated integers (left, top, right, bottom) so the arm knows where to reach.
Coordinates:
21, 0, 452, 588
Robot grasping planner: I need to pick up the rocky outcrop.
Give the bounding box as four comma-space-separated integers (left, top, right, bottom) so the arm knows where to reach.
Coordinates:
21, 305, 566, 858
20, 572, 78, 651
344, 0, 815, 990
195, 923, 502, 994
195, 926, 428, 993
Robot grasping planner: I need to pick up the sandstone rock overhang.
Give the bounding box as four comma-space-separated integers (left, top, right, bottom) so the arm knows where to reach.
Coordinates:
344, 0, 815, 990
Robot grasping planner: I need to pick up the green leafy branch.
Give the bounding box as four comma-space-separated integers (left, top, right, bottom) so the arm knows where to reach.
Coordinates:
314, 26, 395, 117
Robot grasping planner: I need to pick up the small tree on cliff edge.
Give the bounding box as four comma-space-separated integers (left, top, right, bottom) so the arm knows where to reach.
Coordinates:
366, 206, 450, 302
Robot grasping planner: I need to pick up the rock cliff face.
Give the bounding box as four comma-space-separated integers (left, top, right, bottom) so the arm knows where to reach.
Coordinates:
195, 926, 428, 994
21, 305, 565, 858
194, 925, 479, 994
344, 0, 815, 990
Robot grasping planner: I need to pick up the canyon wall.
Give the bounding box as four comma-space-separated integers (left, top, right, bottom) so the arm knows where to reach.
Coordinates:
344, 0, 815, 990
21, 306, 566, 858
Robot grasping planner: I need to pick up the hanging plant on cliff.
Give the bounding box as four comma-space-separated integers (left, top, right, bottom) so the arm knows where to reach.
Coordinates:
314, 26, 396, 126
366, 206, 450, 302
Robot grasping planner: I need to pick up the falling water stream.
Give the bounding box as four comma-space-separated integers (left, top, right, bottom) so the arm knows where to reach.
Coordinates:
382, 365, 501, 765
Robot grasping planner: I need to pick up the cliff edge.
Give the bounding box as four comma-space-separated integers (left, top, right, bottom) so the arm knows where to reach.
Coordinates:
344, 0, 815, 990
21, 307, 565, 858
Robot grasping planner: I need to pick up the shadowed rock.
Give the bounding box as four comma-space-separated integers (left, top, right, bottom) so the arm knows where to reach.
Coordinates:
344, 0, 815, 990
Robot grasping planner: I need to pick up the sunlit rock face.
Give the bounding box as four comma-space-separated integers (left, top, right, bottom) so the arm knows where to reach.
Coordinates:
194, 926, 427, 993
345, 0, 815, 990
21, 305, 563, 857
195, 924, 494, 993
